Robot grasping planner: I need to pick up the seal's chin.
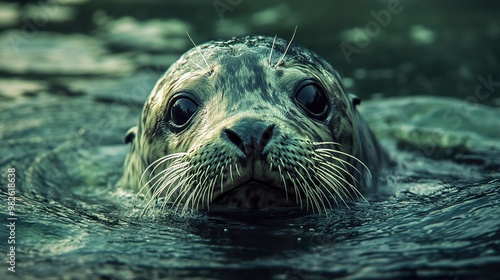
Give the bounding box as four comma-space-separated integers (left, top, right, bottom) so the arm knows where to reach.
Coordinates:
209, 180, 298, 211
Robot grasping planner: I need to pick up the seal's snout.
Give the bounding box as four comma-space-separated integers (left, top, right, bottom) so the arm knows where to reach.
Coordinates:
223, 119, 275, 160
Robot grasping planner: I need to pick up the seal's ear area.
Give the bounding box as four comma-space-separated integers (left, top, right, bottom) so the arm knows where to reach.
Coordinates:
349, 93, 361, 108
124, 126, 138, 144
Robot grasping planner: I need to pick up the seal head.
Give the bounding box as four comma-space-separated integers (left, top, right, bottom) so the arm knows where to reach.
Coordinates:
120, 36, 388, 213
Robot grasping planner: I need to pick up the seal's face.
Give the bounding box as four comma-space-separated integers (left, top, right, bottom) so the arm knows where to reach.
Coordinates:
121, 36, 386, 213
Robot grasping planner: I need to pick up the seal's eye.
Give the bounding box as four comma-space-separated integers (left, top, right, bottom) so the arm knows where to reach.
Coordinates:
294, 80, 329, 120
167, 96, 199, 131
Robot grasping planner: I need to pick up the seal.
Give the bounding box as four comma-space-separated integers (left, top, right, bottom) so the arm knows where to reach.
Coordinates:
119, 35, 389, 213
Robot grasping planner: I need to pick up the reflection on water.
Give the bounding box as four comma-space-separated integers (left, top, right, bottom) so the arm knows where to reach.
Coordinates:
1, 1, 499, 279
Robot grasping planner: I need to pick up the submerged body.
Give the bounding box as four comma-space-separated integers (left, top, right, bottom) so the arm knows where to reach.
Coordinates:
119, 35, 389, 213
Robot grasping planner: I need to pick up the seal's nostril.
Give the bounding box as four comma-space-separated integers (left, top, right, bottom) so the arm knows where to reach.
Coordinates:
260, 124, 275, 147
224, 128, 246, 154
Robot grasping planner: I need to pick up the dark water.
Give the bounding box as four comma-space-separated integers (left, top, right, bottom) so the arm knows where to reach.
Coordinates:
1, 1, 500, 279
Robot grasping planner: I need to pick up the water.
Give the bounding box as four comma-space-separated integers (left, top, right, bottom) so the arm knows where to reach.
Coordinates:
1, 1, 500, 279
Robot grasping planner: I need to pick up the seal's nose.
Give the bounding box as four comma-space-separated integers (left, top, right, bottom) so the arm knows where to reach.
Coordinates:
223, 119, 275, 159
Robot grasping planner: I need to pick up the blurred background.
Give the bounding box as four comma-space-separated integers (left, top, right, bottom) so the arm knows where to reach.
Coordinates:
1, 0, 499, 105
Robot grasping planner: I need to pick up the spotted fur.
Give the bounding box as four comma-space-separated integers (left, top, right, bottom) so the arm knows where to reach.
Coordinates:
119, 36, 389, 214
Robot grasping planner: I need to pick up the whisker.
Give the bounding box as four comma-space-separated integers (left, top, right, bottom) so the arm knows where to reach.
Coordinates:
279, 158, 296, 201
315, 154, 361, 188
319, 162, 369, 205
315, 147, 372, 178
142, 167, 189, 215
287, 173, 306, 210
318, 160, 358, 194
316, 169, 351, 207
269, 155, 274, 172
315, 151, 367, 200
172, 175, 197, 213
313, 185, 331, 213
208, 171, 219, 212
181, 172, 199, 211
155, 164, 190, 197
229, 162, 234, 183
274, 25, 297, 68
312, 142, 373, 206
316, 149, 364, 173
136, 153, 187, 201
268, 34, 278, 66
235, 163, 241, 177
217, 162, 224, 193
139, 153, 187, 185
277, 164, 290, 202
140, 170, 179, 215
295, 161, 334, 211
312, 141, 343, 147
294, 166, 326, 213
315, 172, 341, 207
195, 182, 206, 211
186, 31, 212, 74
146, 162, 189, 200
198, 167, 212, 209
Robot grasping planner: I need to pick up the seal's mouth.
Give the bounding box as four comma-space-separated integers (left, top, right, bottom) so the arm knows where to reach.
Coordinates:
209, 180, 298, 211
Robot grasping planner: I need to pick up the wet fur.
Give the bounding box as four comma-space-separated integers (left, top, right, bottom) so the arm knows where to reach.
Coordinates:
119, 36, 389, 213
